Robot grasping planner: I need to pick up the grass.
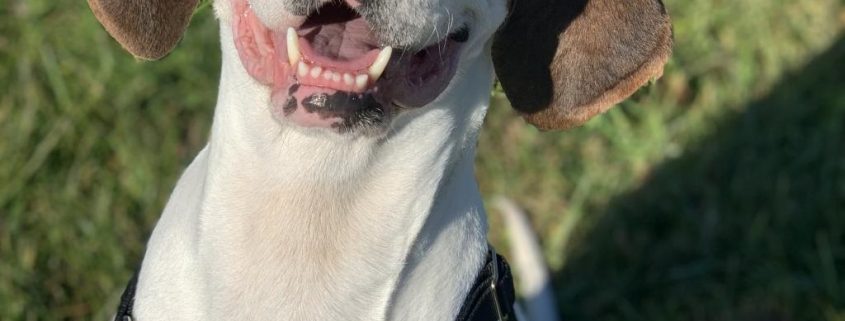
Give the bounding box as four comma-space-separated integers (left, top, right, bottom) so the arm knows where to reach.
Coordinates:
0, 0, 842, 320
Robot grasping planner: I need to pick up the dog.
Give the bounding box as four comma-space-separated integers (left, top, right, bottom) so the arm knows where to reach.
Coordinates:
88, 0, 671, 320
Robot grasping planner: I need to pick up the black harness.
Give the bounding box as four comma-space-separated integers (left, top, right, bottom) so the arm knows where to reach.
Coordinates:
114, 247, 518, 321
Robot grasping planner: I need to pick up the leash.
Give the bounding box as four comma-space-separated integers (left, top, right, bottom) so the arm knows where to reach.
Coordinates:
114, 246, 518, 321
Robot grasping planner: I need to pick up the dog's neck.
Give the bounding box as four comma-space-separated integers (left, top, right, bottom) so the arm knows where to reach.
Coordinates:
134, 25, 496, 320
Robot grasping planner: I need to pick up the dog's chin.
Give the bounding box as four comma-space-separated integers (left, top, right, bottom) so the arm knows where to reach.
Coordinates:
233, 0, 466, 136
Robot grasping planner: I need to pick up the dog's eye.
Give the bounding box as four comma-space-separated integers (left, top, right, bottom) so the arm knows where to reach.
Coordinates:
448, 26, 470, 43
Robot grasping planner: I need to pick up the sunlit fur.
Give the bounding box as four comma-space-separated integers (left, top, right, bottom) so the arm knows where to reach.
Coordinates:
132, 0, 509, 320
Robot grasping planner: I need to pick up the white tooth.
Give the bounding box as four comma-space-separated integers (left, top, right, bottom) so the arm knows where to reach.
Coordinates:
368, 46, 392, 81
343, 73, 354, 86
286, 27, 301, 67
332, 73, 341, 82
310, 66, 322, 78
323, 71, 333, 80
297, 62, 309, 77
355, 74, 369, 90
296, 61, 308, 77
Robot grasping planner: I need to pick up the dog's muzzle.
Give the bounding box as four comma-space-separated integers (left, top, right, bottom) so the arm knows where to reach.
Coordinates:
233, 0, 469, 134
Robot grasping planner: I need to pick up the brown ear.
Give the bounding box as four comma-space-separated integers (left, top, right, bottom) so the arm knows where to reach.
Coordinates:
492, 0, 672, 130
88, 0, 199, 60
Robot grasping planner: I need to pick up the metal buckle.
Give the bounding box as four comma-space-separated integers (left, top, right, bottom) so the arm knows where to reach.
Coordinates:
489, 246, 506, 321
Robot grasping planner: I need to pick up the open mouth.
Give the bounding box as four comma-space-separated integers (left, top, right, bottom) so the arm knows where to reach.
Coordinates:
232, 0, 468, 133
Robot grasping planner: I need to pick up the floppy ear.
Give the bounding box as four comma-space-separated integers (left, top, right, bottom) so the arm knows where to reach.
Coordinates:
492, 0, 672, 130
88, 0, 199, 60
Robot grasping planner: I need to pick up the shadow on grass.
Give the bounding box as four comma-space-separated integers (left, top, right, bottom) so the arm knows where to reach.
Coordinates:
553, 35, 845, 321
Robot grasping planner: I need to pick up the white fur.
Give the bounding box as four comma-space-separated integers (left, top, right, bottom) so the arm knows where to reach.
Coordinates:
131, 1, 515, 320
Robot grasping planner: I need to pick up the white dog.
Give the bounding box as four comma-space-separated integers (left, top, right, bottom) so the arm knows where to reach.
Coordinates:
88, 0, 671, 320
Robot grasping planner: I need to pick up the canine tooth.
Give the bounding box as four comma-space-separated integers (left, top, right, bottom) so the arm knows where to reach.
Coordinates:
310, 66, 323, 78
297, 62, 309, 77
332, 73, 341, 82
286, 27, 301, 67
343, 73, 354, 86
355, 74, 369, 90
368, 46, 392, 81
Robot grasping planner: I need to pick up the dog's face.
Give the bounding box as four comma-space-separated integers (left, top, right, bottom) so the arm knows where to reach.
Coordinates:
87, 0, 672, 135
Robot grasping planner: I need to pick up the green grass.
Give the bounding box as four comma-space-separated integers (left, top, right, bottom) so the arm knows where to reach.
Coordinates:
0, 0, 842, 320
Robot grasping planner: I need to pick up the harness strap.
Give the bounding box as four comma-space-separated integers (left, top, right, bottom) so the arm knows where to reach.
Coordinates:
114, 271, 138, 321
455, 247, 519, 321
114, 247, 518, 321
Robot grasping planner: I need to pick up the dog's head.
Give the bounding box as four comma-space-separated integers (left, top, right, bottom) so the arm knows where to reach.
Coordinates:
88, 0, 670, 134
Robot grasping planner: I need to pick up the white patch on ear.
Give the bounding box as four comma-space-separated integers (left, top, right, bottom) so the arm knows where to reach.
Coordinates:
213, 0, 234, 23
